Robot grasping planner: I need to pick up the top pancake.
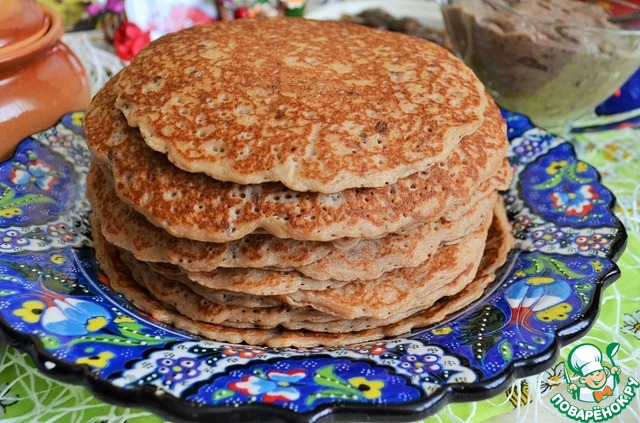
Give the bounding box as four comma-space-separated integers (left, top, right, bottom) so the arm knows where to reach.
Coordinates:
86, 75, 510, 243
114, 18, 487, 193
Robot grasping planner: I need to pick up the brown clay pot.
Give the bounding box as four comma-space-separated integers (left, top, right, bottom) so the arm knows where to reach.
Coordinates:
0, 0, 91, 160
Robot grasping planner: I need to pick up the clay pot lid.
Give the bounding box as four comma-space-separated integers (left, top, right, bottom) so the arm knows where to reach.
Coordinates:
0, 0, 50, 51
0, 0, 63, 66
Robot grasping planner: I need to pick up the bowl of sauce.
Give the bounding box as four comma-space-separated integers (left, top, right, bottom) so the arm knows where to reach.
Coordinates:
440, 0, 640, 129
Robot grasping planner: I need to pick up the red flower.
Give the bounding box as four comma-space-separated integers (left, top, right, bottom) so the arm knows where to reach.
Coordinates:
114, 21, 150, 61
234, 6, 250, 19
222, 346, 265, 358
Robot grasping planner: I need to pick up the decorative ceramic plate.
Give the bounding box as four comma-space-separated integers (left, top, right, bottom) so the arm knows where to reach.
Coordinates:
0, 110, 626, 422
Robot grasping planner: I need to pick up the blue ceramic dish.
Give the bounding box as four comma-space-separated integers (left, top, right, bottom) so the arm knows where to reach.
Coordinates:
0, 110, 626, 422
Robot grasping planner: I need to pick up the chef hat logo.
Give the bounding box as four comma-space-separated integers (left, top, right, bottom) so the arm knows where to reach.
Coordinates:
568, 343, 604, 377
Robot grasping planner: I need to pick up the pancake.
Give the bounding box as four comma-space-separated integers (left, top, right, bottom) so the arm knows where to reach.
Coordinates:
442, 160, 511, 221
295, 192, 496, 281
86, 76, 510, 243
91, 200, 513, 347
277, 210, 492, 319
91, 205, 489, 325
138, 209, 489, 321
95, 210, 488, 330
86, 165, 334, 272
114, 18, 488, 193
119, 249, 338, 326
85, 17, 514, 348
121, 248, 477, 333
146, 259, 349, 296
88, 163, 496, 280
119, 243, 478, 334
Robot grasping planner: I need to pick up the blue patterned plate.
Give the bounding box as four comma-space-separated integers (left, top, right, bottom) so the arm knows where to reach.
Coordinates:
0, 110, 626, 422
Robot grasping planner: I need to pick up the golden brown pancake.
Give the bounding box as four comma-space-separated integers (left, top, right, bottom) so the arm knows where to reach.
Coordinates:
87, 164, 496, 280
114, 18, 488, 193
442, 159, 511, 221
86, 164, 333, 272
275, 211, 491, 319
145, 259, 349, 296
145, 212, 488, 304
119, 248, 477, 333
91, 206, 489, 325
85, 75, 510, 243
294, 192, 496, 281
85, 18, 514, 348
91, 201, 513, 347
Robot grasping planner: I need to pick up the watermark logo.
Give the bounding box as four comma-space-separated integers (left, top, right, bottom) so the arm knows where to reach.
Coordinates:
549, 342, 638, 422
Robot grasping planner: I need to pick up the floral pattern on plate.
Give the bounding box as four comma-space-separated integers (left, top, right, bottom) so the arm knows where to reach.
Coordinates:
0, 111, 626, 421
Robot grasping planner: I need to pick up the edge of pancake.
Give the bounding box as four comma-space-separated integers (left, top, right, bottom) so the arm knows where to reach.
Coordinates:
113, 18, 488, 193
84, 75, 511, 243
91, 199, 514, 347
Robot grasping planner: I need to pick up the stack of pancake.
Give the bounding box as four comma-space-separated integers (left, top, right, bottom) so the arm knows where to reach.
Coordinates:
84, 18, 514, 348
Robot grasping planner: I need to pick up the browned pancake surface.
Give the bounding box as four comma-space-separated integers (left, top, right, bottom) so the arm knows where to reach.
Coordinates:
91, 208, 489, 323
114, 18, 487, 193
86, 165, 333, 271
85, 76, 510, 242
277, 211, 491, 319
88, 164, 496, 280
91, 200, 513, 347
